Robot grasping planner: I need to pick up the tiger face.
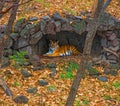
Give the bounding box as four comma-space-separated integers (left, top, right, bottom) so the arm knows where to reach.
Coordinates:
49, 40, 59, 51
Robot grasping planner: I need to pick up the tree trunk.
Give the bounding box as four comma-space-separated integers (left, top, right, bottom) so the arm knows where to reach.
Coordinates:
65, 0, 112, 105
0, 0, 5, 18
0, 0, 20, 66
6, 0, 20, 36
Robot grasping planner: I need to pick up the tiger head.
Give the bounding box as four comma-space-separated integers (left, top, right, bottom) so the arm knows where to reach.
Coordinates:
49, 40, 59, 51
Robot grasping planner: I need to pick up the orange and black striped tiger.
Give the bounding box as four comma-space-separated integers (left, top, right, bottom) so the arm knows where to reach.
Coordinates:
44, 40, 79, 57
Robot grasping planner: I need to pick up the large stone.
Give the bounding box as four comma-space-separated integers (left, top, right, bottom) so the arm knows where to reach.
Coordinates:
52, 12, 63, 21
107, 33, 117, 41
20, 46, 32, 56
10, 33, 19, 41
42, 16, 51, 21
61, 22, 73, 31
38, 20, 47, 33
71, 20, 86, 34
115, 20, 120, 30
32, 66, 44, 71
21, 70, 32, 78
5, 38, 13, 49
54, 21, 61, 32
27, 87, 38, 94
98, 13, 116, 31
20, 25, 30, 38
26, 24, 35, 35
15, 37, 32, 55
14, 18, 27, 33
49, 68, 57, 78
17, 37, 29, 49
104, 68, 110, 75
28, 16, 38, 21
4, 49, 12, 57
98, 76, 108, 82
38, 79, 48, 86
104, 68, 118, 76
45, 20, 56, 34
20, 23, 35, 38
109, 70, 118, 76
0, 25, 6, 37
14, 95, 29, 104
34, 23, 41, 32
29, 31, 43, 45
110, 39, 120, 47
1, 57, 10, 68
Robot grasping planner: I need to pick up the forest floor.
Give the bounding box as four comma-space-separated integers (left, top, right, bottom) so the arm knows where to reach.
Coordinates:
0, 0, 120, 106
0, 0, 120, 24
0, 56, 120, 106
0, 58, 120, 106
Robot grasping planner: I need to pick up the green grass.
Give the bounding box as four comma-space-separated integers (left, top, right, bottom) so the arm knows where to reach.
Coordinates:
36, 0, 44, 2
9, 51, 27, 68
113, 81, 120, 89
60, 71, 74, 79
59, 60, 79, 79
63, 7, 77, 15
0, 101, 4, 104
47, 85, 57, 92
103, 95, 111, 100
82, 99, 90, 105
36, 0, 51, 8
75, 99, 90, 106
36, 93, 41, 96
12, 80, 21, 87
75, 100, 82, 106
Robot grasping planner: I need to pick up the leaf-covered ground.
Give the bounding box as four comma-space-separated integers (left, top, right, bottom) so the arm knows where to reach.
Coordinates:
0, 0, 120, 105
0, 59, 120, 105
0, 0, 120, 24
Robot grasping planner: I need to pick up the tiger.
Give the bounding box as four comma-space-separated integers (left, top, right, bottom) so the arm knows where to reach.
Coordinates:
44, 40, 80, 57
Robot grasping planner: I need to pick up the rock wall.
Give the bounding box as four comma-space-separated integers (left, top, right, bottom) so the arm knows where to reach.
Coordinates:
0, 12, 120, 64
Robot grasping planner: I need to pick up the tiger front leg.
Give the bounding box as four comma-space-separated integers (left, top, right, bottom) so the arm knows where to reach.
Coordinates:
44, 52, 60, 57
43, 53, 54, 57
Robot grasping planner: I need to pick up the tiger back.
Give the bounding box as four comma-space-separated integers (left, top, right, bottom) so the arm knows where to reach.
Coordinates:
44, 41, 79, 57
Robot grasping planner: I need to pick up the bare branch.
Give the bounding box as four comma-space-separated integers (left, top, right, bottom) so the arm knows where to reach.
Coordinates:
102, 0, 112, 13
103, 47, 119, 58
0, 0, 33, 16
